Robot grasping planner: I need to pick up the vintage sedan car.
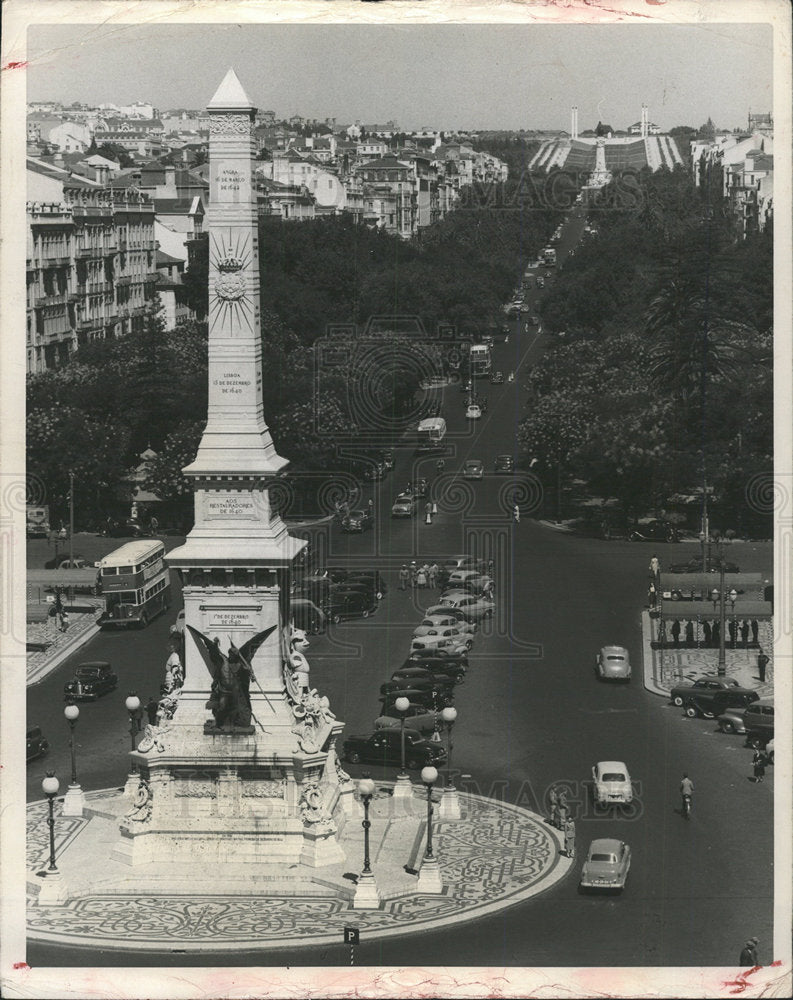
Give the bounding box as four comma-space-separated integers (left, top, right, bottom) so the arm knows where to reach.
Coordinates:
411, 623, 473, 649
718, 698, 774, 745
26, 726, 49, 763
291, 598, 327, 635
44, 554, 87, 570
628, 519, 679, 543
374, 704, 440, 735
343, 571, 388, 600
172, 609, 186, 634
390, 665, 458, 689
439, 591, 495, 621
341, 508, 374, 533
418, 613, 477, 635
670, 675, 759, 718
536, 277, 545, 288
463, 459, 484, 480
342, 729, 447, 770
579, 839, 631, 892
591, 761, 633, 806
668, 557, 740, 574
494, 455, 514, 474
324, 590, 377, 624
442, 555, 485, 573
391, 493, 419, 517
491, 371, 505, 385
106, 518, 152, 539
595, 645, 631, 682
64, 661, 118, 701
446, 570, 491, 594
466, 404, 482, 420
406, 650, 468, 670
410, 630, 471, 655
380, 686, 451, 712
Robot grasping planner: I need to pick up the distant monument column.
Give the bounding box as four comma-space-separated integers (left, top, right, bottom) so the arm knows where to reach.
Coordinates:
112, 70, 350, 871
571, 105, 579, 140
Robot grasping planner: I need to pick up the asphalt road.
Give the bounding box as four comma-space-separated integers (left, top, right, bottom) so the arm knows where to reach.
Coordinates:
25, 209, 774, 968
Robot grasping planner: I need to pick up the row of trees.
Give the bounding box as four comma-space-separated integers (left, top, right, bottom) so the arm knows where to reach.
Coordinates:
520, 165, 773, 533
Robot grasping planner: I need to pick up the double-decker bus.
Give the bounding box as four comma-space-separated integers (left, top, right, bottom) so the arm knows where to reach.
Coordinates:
469, 343, 492, 377
543, 247, 557, 266
98, 539, 171, 628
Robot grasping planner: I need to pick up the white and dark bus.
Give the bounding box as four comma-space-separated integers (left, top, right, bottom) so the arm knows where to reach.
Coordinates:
98, 539, 171, 628
469, 343, 492, 377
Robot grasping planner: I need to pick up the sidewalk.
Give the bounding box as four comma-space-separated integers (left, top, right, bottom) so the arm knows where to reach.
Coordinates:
640, 610, 774, 699
26, 600, 104, 685
26, 782, 570, 954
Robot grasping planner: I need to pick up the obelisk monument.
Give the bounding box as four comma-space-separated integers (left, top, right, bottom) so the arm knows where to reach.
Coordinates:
112, 70, 350, 870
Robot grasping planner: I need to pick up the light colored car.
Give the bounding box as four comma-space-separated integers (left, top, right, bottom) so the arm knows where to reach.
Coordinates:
463, 459, 484, 480
374, 704, 440, 735
391, 493, 418, 517
410, 629, 472, 654
466, 404, 482, 420
536, 277, 545, 288
173, 609, 186, 634
439, 591, 495, 621
443, 555, 484, 572
418, 614, 477, 635
579, 839, 631, 892
591, 761, 633, 806
595, 645, 631, 681
446, 568, 490, 592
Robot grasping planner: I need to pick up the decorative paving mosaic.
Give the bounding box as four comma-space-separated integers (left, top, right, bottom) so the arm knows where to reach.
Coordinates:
26, 790, 564, 952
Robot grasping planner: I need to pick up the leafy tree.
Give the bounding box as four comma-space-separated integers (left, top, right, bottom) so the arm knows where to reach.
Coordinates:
143, 420, 205, 503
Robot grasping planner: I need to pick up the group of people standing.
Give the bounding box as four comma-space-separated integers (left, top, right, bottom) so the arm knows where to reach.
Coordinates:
397, 559, 496, 595
663, 616, 761, 650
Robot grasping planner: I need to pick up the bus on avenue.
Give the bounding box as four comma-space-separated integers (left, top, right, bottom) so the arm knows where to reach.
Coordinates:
469, 343, 492, 377
98, 539, 171, 629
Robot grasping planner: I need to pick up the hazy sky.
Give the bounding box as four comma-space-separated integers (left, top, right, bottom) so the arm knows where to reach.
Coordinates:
26, 21, 773, 131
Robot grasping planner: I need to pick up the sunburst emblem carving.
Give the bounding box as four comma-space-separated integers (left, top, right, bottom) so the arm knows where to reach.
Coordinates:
209, 232, 254, 335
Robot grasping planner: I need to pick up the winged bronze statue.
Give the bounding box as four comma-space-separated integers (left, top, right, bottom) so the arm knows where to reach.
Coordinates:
187, 624, 277, 730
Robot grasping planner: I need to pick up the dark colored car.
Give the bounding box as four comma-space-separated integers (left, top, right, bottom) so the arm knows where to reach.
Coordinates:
381, 687, 452, 711
26, 727, 49, 763
64, 661, 118, 701
344, 571, 388, 600
491, 371, 505, 385
44, 554, 87, 570
325, 590, 376, 624
668, 557, 741, 574
332, 583, 378, 608
717, 698, 774, 747
341, 509, 374, 533
670, 674, 759, 718
290, 597, 327, 635
106, 518, 152, 539
390, 665, 459, 688
407, 650, 469, 668
342, 729, 447, 770
494, 455, 514, 474
628, 520, 679, 543
380, 674, 455, 699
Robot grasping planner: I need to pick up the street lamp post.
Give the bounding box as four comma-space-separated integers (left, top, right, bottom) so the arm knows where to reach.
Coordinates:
416, 765, 443, 892
62, 703, 85, 816
353, 776, 381, 909
439, 706, 461, 820
124, 692, 141, 799
37, 772, 68, 904
68, 469, 75, 568
712, 530, 735, 677
392, 696, 413, 800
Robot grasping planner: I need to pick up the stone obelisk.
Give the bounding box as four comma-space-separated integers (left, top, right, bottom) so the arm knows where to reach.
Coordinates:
112, 70, 350, 870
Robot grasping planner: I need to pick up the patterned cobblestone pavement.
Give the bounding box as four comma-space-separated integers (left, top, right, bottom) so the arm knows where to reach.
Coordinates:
26, 786, 568, 952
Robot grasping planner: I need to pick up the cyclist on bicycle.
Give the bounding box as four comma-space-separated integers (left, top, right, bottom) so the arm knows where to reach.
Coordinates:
680, 773, 694, 815
436, 458, 445, 473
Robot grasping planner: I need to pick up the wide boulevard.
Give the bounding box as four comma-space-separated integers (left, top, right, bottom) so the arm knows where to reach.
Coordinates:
26, 211, 773, 968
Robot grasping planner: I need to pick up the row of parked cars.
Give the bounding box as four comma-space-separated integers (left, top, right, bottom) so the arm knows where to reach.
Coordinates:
294, 568, 389, 629
669, 675, 774, 759
341, 555, 496, 770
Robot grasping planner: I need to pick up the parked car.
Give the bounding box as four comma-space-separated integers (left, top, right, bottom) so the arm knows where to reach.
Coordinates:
26, 726, 49, 763
325, 590, 377, 624
418, 614, 477, 635
628, 520, 679, 543
64, 661, 118, 701
670, 675, 759, 718
374, 704, 440, 734
445, 569, 491, 594
381, 687, 452, 712
390, 665, 458, 689
44, 554, 87, 570
341, 509, 374, 532
466, 404, 482, 420
591, 761, 633, 806
291, 597, 327, 635
579, 839, 631, 892
406, 650, 468, 669
391, 493, 418, 517
106, 518, 152, 539
343, 571, 388, 600
668, 557, 740, 574
717, 698, 774, 745
423, 606, 479, 631
443, 555, 485, 573
595, 645, 631, 682
491, 371, 505, 385
494, 455, 514, 474
410, 631, 471, 655
172, 609, 186, 634
342, 729, 446, 770
463, 459, 484, 480
439, 591, 495, 621
400, 657, 467, 683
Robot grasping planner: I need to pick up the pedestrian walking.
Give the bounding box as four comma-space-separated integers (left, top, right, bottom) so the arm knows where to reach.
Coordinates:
685, 620, 694, 646
703, 620, 712, 645
752, 748, 766, 783
487, 558, 495, 578
671, 619, 681, 646
482, 577, 494, 599
58, 610, 70, 633
368, 498, 374, 512
548, 786, 558, 827
436, 458, 445, 474
416, 566, 428, 589
751, 619, 759, 645
649, 554, 660, 579
149, 515, 159, 535
739, 939, 759, 967
556, 791, 569, 829
410, 562, 418, 588
729, 618, 738, 648
740, 619, 750, 646
398, 565, 410, 591
757, 648, 769, 683
145, 695, 159, 726
512, 504, 520, 524
648, 583, 657, 609
712, 620, 720, 646
563, 818, 576, 859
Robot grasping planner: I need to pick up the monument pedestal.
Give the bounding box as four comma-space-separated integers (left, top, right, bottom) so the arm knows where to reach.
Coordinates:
416, 854, 443, 893
36, 870, 69, 906
392, 774, 413, 799
439, 787, 461, 820
61, 784, 86, 817
353, 871, 381, 910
